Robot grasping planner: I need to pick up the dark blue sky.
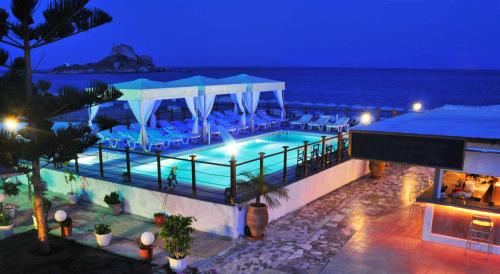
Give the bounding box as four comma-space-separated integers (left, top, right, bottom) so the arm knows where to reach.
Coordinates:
2, 0, 500, 69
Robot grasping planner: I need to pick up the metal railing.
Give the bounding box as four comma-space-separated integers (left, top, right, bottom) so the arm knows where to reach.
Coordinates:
60, 132, 351, 205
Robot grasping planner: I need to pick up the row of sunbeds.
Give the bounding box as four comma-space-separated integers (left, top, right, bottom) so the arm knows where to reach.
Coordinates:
290, 114, 350, 132
96, 110, 289, 151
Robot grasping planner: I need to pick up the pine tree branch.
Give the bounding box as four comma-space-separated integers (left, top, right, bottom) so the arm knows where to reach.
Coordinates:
4, 34, 22, 47
31, 28, 88, 49
0, 38, 22, 48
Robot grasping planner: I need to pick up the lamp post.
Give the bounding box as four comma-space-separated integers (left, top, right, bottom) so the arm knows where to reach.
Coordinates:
54, 210, 72, 237
360, 112, 372, 125
412, 102, 423, 112
140, 231, 155, 260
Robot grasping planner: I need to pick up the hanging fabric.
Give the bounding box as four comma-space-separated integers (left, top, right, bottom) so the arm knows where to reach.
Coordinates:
128, 99, 156, 147
148, 100, 162, 128
196, 93, 216, 141
230, 93, 246, 126
243, 85, 260, 131
185, 96, 199, 134
273, 89, 285, 118
88, 105, 100, 129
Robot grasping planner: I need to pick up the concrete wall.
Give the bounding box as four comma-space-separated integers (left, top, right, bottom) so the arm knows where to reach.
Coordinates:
16, 159, 368, 239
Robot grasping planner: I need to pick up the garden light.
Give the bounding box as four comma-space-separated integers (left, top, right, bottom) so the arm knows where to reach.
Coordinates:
360, 112, 372, 125
54, 210, 67, 222
141, 231, 155, 246
412, 102, 423, 112
4, 117, 19, 132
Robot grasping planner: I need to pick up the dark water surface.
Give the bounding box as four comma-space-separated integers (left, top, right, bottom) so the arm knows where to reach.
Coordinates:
32, 68, 500, 110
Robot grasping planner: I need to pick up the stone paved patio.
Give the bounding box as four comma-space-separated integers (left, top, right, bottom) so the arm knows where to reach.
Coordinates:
198, 164, 434, 273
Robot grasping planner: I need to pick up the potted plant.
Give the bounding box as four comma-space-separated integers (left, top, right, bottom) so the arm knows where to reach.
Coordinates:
159, 214, 196, 273
59, 217, 73, 237
94, 223, 112, 247
64, 170, 79, 205
104, 192, 121, 215
0, 210, 14, 240
154, 212, 166, 227
32, 197, 52, 230
238, 171, 289, 239
1, 179, 22, 218
369, 161, 386, 178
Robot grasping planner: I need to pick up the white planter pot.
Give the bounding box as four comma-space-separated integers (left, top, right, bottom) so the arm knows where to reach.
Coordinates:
0, 224, 14, 240
95, 233, 112, 247
67, 193, 78, 205
168, 257, 187, 273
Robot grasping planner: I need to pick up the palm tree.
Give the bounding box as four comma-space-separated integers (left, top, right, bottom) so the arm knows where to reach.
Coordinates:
0, 0, 115, 254
237, 171, 289, 208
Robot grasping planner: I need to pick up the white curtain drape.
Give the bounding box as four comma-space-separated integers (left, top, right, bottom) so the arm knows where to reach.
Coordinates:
88, 105, 100, 129
185, 96, 199, 134
128, 99, 156, 147
273, 90, 285, 118
243, 88, 261, 131
230, 93, 246, 126
148, 100, 162, 128
196, 94, 216, 141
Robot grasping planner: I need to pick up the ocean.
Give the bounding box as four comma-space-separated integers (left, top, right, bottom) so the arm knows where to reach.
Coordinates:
32, 68, 500, 110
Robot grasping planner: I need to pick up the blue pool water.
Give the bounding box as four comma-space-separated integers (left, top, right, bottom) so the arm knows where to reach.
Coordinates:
133, 131, 336, 189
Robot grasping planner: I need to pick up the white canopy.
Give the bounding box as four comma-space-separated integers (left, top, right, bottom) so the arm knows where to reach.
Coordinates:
114, 78, 198, 101
221, 74, 286, 130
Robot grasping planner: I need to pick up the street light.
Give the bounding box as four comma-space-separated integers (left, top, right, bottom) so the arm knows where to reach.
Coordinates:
412, 102, 423, 112
4, 117, 19, 132
360, 112, 372, 125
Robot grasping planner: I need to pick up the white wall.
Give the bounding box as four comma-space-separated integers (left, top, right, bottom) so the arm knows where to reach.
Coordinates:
15, 159, 368, 239
235, 159, 370, 235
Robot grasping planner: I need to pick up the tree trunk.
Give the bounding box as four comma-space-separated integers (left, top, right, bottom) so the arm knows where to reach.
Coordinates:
24, 32, 50, 253
32, 159, 50, 254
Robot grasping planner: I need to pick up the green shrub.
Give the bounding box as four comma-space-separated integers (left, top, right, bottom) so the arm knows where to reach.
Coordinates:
104, 192, 120, 205
1, 179, 21, 197
0, 211, 13, 226
159, 214, 196, 259
94, 223, 111, 235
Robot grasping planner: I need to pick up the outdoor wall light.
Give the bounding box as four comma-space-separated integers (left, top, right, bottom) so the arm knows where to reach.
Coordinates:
360, 112, 372, 125
54, 210, 68, 222
3, 117, 19, 132
412, 102, 423, 112
141, 231, 155, 246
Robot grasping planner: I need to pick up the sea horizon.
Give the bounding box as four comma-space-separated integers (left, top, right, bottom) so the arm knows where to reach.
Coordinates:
29, 67, 500, 111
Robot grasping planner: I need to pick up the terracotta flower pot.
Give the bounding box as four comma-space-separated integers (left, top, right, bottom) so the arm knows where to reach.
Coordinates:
369, 161, 385, 178
246, 203, 269, 239
109, 203, 122, 216
154, 214, 165, 227
61, 225, 72, 237
139, 246, 152, 261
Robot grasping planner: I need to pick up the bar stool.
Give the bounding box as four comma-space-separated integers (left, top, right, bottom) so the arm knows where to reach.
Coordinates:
465, 215, 494, 254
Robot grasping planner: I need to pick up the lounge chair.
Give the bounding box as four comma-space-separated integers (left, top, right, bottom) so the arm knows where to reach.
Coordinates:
290, 114, 313, 129
161, 127, 200, 144
148, 128, 183, 148
115, 127, 165, 151
256, 111, 280, 128
96, 130, 124, 148
258, 110, 288, 125
220, 111, 250, 132
326, 117, 350, 132
307, 115, 332, 131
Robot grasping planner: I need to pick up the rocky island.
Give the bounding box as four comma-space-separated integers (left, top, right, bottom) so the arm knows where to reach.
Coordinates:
51, 44, 168, 73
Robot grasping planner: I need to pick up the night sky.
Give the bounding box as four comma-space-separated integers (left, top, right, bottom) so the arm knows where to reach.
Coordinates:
1, 0, 499, 69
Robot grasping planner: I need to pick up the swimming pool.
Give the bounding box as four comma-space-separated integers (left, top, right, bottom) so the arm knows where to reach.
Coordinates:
132, 131, 337, 190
